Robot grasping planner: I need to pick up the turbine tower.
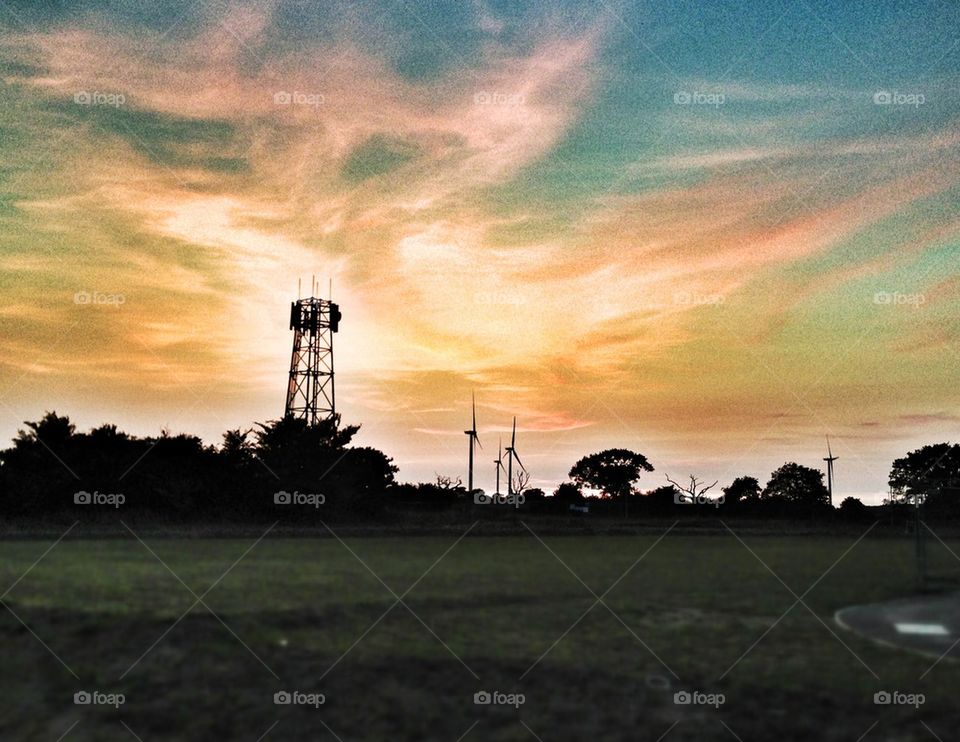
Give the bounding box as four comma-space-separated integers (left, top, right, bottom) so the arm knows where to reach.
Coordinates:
505, 417, 526, 497
285, 289, 342, 425
464, 393, 482, 494
494, 436, 505, 495
823, 435, 839, 507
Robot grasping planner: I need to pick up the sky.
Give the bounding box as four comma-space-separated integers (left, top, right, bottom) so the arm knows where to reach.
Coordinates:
0, 0, 958, 503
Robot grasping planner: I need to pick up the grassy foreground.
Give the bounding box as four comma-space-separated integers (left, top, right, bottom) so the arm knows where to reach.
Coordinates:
0, 525, 957, 741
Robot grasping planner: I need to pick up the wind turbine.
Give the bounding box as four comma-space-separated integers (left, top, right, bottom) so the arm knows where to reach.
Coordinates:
823, 435, 839, 507
505, 417, 526, 497
464, 393, 482, 495
494, 436, 506, 495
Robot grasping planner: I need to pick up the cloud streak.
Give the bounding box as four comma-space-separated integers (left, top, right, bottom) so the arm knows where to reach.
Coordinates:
0, 0, 957, 498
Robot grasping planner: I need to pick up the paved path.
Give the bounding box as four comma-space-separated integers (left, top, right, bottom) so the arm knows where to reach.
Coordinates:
836, 592, 960, 661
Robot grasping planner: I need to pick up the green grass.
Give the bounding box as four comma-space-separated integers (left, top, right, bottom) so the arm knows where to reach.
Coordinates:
0, 528, 957, 741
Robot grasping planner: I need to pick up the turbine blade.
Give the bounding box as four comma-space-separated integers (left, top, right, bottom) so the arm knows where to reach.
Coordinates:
826, 435, 833, 458
474, 432, 483, 451
472, 392, 476, 430
511, 416, 517, 447
512, 450, 526, 471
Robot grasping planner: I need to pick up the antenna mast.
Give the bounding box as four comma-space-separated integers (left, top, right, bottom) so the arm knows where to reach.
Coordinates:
285, 287, 342, 425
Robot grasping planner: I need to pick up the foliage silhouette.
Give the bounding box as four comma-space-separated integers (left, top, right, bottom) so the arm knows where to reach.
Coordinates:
0, 411, 396, 521
762, 462, 831, 514
722, 476, 761, 507
569, 449, 654, 517
4, 412, 958, 524
888, 443, 960, 516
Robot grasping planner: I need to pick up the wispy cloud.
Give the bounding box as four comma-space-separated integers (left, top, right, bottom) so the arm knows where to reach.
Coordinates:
0, 0, 957, 495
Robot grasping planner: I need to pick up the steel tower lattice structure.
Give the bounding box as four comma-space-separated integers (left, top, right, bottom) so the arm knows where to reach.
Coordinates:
285, 297, 342, 425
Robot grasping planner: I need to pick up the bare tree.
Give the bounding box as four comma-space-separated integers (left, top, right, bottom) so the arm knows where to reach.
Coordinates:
435, 474, 463, 491
512, 470, 531, 496
666, 474, 719, 504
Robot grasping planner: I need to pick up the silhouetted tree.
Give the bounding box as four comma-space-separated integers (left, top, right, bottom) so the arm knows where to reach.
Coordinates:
889, 443, 960, 516
524, 488, 545, 502
0, 411, 396, 522
0, 412, 80, 516
434, 474, 464, 492
387, 481, 460, 508
221, 428, 254, 463
762, 462, 830, 511
512, 470, 531, 496
254, 416, 358, 472
644, 484, 679, 513
82, 423, 136, 493
553, 482, 582, 504
213, 429, 258, 515
550, 482, 583, 513
124, 431, 219, 516
722, 476, 761, 507
253, 415, 394, 516
19, 411, 75, 447
838, 496, 869, 520
569, 449, 653, 517
330, 446, 398, 513
666, 474, 718, 504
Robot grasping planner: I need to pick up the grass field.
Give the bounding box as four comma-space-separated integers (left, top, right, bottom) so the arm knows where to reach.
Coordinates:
1, 524, 958, 741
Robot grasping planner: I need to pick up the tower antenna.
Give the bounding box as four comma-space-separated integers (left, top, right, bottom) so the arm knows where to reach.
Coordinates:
285, 291, 342, 425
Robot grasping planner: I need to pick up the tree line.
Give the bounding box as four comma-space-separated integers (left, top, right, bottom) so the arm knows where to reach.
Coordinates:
1, 411, 958, 522
555, 447, 960, 519
0, 412, 395, 521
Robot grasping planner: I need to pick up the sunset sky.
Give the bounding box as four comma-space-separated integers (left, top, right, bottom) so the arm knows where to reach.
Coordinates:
1, 0, 957, 502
